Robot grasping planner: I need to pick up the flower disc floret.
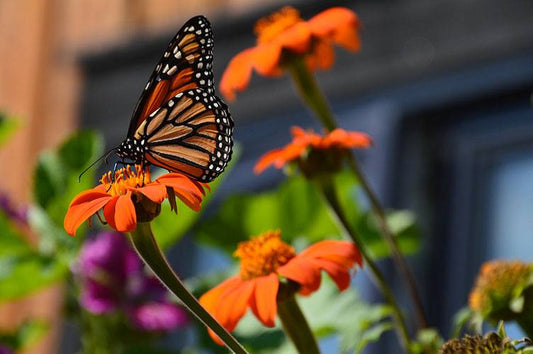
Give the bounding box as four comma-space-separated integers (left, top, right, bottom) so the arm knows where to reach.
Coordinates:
469, 260, 533, 318
235, 230, 296, 280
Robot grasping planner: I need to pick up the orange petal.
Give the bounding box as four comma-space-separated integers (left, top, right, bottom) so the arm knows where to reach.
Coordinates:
278, 257, 321, 296
249, 273, 278, 327
308, 7, 361, 51
64, 189, 111, 236
252, 42, 283, 76
103, 196, 119, 230
320, 129, 372, 149
254, 148, 287, 174
219, 48, 256, 101
199, 277, 243, 346
299, 240, 363, 268
136, 183, 168, 203
309, 258, 352, 291
278, 22, 312, 53
306, 40, 335, 71
103, 193, 137, 232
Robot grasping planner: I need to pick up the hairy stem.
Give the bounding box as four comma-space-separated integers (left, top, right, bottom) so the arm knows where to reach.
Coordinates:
129, 222, 248, 354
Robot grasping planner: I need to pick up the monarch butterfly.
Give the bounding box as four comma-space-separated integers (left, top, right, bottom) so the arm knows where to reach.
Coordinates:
112, 16, 233, 183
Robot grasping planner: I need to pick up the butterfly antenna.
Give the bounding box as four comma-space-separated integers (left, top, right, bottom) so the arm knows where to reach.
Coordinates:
78, 148, 117, 182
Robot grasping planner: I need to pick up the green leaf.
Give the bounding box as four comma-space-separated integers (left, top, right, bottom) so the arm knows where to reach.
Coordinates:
152, 147, 241, 250
0, 112, 19, 146
0, 212, 68, 301
195, 173, 343, 254
32, 130, 103, 231
298, 277, 394, 353
355, 210, 421, 259
409, 328, 444, 354
196, 169, 420, 260
0, 320, 48, 350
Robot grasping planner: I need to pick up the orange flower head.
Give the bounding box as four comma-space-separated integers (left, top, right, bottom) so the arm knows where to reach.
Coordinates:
254, 7, 303, 45
468, 260, 533, 320
64, 165, 208, 236
199, 230, 362, 345
235, 230, 295, 280
254, 126, 372, 175
220, 6, 361, 100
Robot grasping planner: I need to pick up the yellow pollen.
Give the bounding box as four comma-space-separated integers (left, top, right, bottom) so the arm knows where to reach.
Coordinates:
100, 165, 151, 196
254, 6, 303, 44
234, 230, 296, 280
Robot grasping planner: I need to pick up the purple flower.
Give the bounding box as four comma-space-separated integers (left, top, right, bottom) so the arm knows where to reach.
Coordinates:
75, 231, 189, 331
0, 344, 13, 354
0, 192, 28, 225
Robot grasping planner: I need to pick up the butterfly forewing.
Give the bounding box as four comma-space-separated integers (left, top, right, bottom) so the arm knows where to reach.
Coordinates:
127, 15, 215, 137
137, 89, 233, 182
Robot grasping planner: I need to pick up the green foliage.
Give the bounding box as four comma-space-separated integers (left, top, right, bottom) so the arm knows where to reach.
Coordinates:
0, 112, 19, 147
0, 212, 66, 301
189, 272, 393, 354
33, 130, 103, 229
0, 321, 48, 351
196, 171, 420, 260
299, 277, 394, 353
409, 328, 444, 354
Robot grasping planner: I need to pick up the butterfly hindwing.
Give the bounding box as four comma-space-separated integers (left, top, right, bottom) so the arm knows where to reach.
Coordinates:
135, 88, 233, 182
127, 15, 215, 137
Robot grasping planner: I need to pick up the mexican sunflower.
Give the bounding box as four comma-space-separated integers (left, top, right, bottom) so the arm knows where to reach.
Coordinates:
254, 126, 372, 174
199, 230, 362, 344
64, 165, 207, 236
220, 6, 361, 100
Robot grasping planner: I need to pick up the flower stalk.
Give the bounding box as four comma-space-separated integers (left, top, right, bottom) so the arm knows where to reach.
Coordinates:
288, 57, 428, 329
128, 222, 248, 354
286, 57, 338, 132
317, 175, 411, 349
277, 293, 321, 354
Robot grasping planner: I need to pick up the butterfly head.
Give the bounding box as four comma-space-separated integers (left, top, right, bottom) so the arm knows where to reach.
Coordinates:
116, 137, 146, 164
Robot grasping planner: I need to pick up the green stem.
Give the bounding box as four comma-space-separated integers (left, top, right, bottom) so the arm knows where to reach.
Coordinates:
286, 57, 337, 132
347, 156, 428, 329
318, 176, 411, 349
129, 222, 248, 354
277, 294, 321, 354
287, 56, 428, 329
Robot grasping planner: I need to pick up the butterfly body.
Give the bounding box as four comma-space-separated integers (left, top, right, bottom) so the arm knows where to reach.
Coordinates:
116, 16, 233, 183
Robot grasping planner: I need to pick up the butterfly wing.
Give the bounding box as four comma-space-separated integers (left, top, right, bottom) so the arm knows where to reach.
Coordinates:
133, 89, 233, 182
127, 15, 215, 137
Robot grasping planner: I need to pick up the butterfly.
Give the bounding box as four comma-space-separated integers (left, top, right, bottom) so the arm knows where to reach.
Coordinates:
114, 15, 233, 183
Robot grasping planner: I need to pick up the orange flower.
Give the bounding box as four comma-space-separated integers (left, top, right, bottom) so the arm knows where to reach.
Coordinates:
220, 6, 361, 100
64, 165, 207, 236
254, 126, 372, 174
199, 230, 362, 344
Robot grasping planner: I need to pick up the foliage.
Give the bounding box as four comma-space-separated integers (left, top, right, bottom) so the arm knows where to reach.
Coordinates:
196, 171, 420, 259
0, 112, 19, 147
0, 321, 48, 351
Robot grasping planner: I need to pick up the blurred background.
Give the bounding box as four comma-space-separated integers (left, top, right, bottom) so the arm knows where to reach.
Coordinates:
1, 0, 533, 353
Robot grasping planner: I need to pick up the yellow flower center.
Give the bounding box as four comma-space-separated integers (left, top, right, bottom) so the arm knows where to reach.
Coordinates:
100, 165, 151, 197
469, 260, 532, 313
254, 6, 303, 44
234, 230, 296, 280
